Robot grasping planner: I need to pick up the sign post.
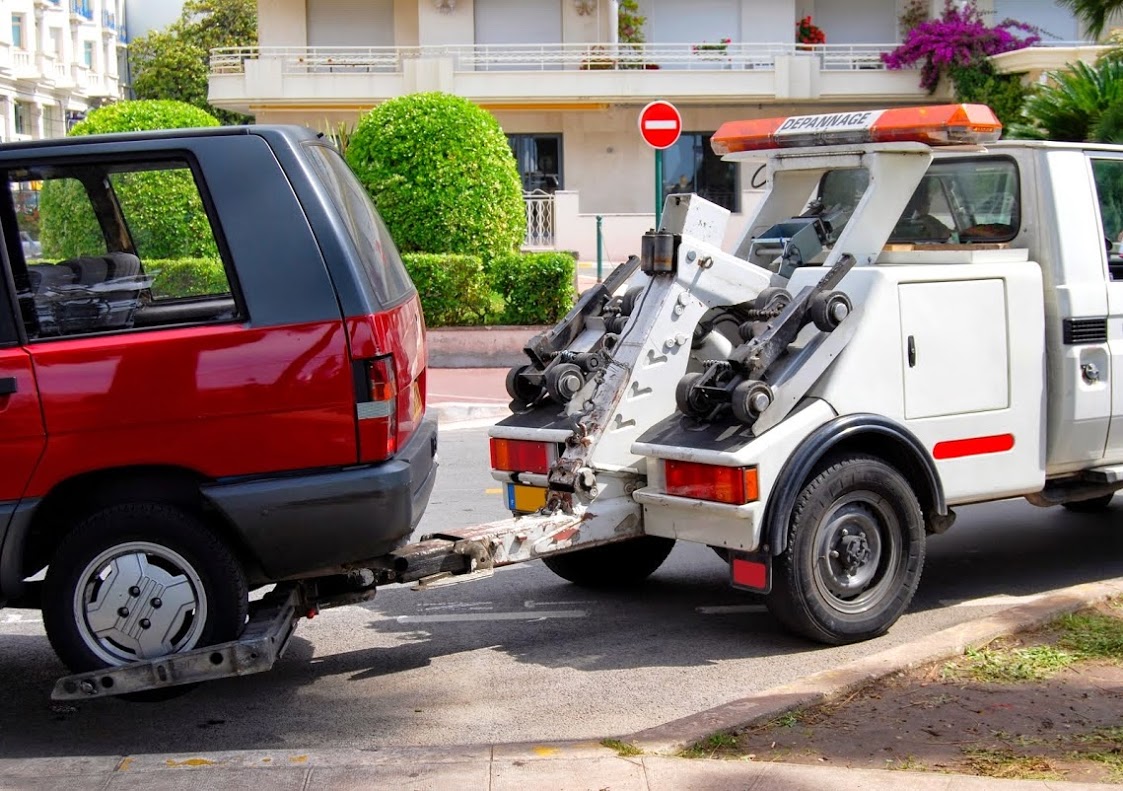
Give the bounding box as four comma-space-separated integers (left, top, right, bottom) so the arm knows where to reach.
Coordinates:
638, 100, 682, 230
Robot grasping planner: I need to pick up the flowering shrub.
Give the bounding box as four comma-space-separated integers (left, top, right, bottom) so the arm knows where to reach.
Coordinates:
882, 0, 1039, 93
693, 37, 731, 53
796, 16, 825, 45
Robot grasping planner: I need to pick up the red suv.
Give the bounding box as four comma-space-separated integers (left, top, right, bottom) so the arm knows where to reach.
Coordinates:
0, 126, 436, 676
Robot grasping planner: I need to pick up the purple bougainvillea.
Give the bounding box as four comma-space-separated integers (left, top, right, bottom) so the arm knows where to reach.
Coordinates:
883, 0, 1040, 92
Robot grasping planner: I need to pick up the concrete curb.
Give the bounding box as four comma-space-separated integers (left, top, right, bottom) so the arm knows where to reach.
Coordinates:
431, 401, 511, 424
427, 326, 545, 368
625, 576, 1123, 754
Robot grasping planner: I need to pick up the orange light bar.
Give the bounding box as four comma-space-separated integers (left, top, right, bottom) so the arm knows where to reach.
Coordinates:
712, 104, 1002, 155
664, 460, 759, 506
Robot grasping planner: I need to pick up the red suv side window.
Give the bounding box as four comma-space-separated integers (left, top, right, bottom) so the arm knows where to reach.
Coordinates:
7, 159, 240, 340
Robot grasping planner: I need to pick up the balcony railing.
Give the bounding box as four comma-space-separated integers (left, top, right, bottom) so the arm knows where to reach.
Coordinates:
70, 0, 93, 21
210, 42, 901, 76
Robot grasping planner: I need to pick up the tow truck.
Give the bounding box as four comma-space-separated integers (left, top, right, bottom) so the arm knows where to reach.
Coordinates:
54, 103, 1123, 698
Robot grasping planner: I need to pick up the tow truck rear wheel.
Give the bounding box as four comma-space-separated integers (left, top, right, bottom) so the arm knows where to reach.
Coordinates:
541, 536, 675, 589
766, 455, 925, 645
42, 502, 249, 699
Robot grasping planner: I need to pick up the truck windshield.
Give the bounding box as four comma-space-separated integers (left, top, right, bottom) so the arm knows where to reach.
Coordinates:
303, 144, 415, 307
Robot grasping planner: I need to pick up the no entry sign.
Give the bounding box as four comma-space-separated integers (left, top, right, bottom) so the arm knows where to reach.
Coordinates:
638, 100, 682, 149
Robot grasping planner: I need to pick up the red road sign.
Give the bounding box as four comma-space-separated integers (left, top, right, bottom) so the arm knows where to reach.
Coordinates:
638, 101, 682, 149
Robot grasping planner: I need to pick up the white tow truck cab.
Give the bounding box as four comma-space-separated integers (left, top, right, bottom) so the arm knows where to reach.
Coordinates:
489, 103, 1123, 645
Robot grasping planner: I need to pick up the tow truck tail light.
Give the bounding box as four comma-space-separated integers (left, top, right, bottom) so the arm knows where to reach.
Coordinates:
357, 354, 398, 462
664, 460, 759, 505
711, 103, 1002, 155
490, 438, 554, 475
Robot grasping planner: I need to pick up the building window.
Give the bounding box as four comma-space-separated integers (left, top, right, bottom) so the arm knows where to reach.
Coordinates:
12, 15, 24, 49
83, 41, 93, 67
507, 134, 562, 193
49, 28, 62, 56
13, 102, 27, 136
663, 131, 739, 213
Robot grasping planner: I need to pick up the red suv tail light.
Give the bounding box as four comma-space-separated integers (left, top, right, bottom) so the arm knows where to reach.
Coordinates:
349, 294, 428, 464
357, 354, 398, 462
664, 460, 759, 505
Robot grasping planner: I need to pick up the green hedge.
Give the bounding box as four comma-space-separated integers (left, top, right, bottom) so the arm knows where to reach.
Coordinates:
400, 253, 493, 327
486, 252, 576, 326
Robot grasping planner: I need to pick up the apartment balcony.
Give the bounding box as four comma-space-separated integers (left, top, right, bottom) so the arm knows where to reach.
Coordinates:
37, 53, 70, 87
990, 42, 1109, 84
12, 49, 39, 81
0, 42, 12, 75
209, 43, 941, 115
70, 0, 94, 23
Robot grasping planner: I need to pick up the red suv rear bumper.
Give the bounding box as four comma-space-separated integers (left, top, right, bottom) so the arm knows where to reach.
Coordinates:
202, 414, 438, 580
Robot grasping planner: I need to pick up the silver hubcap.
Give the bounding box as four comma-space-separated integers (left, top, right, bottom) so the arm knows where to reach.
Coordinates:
73, 541, 207, 666
812, 492, 902, 614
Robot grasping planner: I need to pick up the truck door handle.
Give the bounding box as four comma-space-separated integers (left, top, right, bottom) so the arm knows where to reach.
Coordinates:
0, 377, 15, 396
907, 336, 916, 368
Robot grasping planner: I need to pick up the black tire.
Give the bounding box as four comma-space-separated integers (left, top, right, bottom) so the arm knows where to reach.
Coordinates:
43, 503, 249, 690
1062, 493, 1115, 513
541, 536, 675, 589
766, 455, 925, 645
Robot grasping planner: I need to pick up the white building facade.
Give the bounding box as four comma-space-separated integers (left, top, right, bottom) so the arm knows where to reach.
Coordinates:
1, 0, 123, 140
209, 0, 1094, 260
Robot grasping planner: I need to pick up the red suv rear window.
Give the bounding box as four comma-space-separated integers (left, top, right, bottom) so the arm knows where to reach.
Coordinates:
304, 145, 414, 306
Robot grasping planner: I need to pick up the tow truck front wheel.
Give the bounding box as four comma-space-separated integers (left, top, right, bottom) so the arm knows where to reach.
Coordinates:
541, 536, 675, 588
766, 455, 925, 645
43, 503, 249, 693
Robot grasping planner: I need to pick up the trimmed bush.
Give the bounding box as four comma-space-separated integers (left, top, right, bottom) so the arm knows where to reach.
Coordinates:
487, 252, 575, 326
345, 92, 525, 261
402, 253, 493, 327
40, 100, 221, 261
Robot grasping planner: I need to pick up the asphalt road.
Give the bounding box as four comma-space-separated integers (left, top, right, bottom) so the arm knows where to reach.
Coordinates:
2, 421, 1122, 758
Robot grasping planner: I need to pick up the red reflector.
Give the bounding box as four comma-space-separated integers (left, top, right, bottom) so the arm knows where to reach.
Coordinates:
932, 433, 1014, 460
664, 460, 759, 505
490, 438, 553, 475
732, 558, 768, 590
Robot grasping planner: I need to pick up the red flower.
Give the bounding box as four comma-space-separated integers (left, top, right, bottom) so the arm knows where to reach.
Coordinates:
796, 15, 826, 44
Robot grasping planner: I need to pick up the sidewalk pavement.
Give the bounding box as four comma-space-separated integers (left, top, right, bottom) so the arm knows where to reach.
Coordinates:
2, 744, 1116, 790
5, 577, 1122, 790
428, 366, 512, 425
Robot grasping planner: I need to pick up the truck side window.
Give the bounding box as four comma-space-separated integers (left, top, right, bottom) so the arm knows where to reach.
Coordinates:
4, 159, 240, 340
888, 157, 1019, 246
1091, 159, 1123, 281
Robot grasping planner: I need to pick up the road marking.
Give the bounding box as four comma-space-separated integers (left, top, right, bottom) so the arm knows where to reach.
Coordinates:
417, 601, 495, 612
524, 600, 598, 609
940, 593, 1050, 608
397, 610, 587, 624
440, 417, 503, 431
696, 604, 767, 615
2, 611, 42, 624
